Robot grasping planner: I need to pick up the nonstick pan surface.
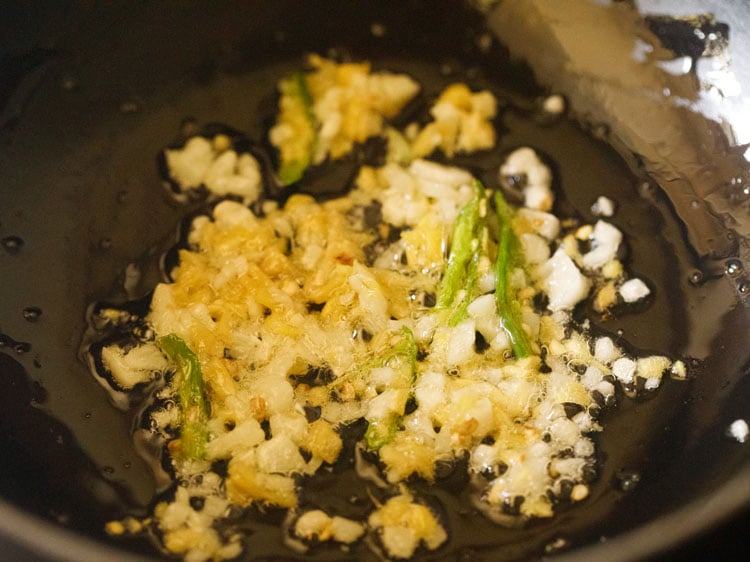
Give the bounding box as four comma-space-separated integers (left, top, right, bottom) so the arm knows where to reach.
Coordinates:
0, 1, 748, 561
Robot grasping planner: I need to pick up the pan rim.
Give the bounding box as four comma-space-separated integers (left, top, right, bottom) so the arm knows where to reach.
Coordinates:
0, 500, 160, 562
0, 465, 747, 561
554, 465, 750, 561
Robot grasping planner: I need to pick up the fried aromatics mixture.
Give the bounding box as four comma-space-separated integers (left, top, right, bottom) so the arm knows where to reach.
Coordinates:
94, 57, 680, 562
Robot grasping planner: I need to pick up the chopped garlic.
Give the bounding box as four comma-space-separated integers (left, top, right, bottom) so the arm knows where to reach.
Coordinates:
594, 337, 621, 365
670, 360, 687, 379
643, 377, 661, 391
203, 151, 261, 200
636, 356, 671, 380
538, 248, 591, 311
582, 221, 622, 269
101, 342, 167, 389
165, 137, 214, 189
612, 357, 637, 385
294, 510, 364, 544
543, 94, 565, 115
368, 492, 447, 559
165, 136, 262, 202
619, 278, 651, 303
571, 484, 589, 501
516, 208, 561, 240
411, 83, 497, 158
206, 419, 265, 460
727, 419, 749, 443
446, 318, 477, 365
500, 147, 553, 211
591, 195, 615, 217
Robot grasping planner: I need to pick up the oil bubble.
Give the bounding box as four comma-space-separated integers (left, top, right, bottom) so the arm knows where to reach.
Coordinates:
60, 76, 77, 91
440, 63, 454, 76
476, 33, 493, 53
30, 381, 48, 404
22, 306, 42, 322
99, 237, 112, 251
725, 259, 742, 276
102, 466, 115, 475
180, 117, 199, 137
638, 181, 657, 198
326, 47, 343, 60
615, 469, 640, 492
1, 235, 24, 254
688, 270, 704, 285
370, 22, 386, 37
591, 123, 610, 140
688, 358, 703, 376
54, 512, 70, 525
124, 263, 142, 296
119, 100, 139, 114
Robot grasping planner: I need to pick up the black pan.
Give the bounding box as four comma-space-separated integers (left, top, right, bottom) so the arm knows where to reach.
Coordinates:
0, 1, 747, 561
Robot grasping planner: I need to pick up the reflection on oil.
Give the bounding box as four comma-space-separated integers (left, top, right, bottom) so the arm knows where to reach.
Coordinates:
486, 0, 750, 295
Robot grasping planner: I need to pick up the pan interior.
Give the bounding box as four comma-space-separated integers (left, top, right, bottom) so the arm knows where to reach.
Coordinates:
0, 1, 747, 560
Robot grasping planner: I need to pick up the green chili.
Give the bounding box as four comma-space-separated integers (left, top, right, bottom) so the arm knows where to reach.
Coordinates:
364, 413, 401, 450
493, 192, 533, 358
375, 326, 418, 379
278, 72, 317, 185
158, 334, 210, 460
436, 179, 486, 323
363, 326, 417, 450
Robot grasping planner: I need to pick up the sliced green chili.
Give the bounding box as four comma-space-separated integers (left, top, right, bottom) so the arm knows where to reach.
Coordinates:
493, 192, 533, 358
364, 413, 401, 450
158, 334, 210, 461
277, 72, 317, 185
362, 326, 417, 451
436, 179, 486, 323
